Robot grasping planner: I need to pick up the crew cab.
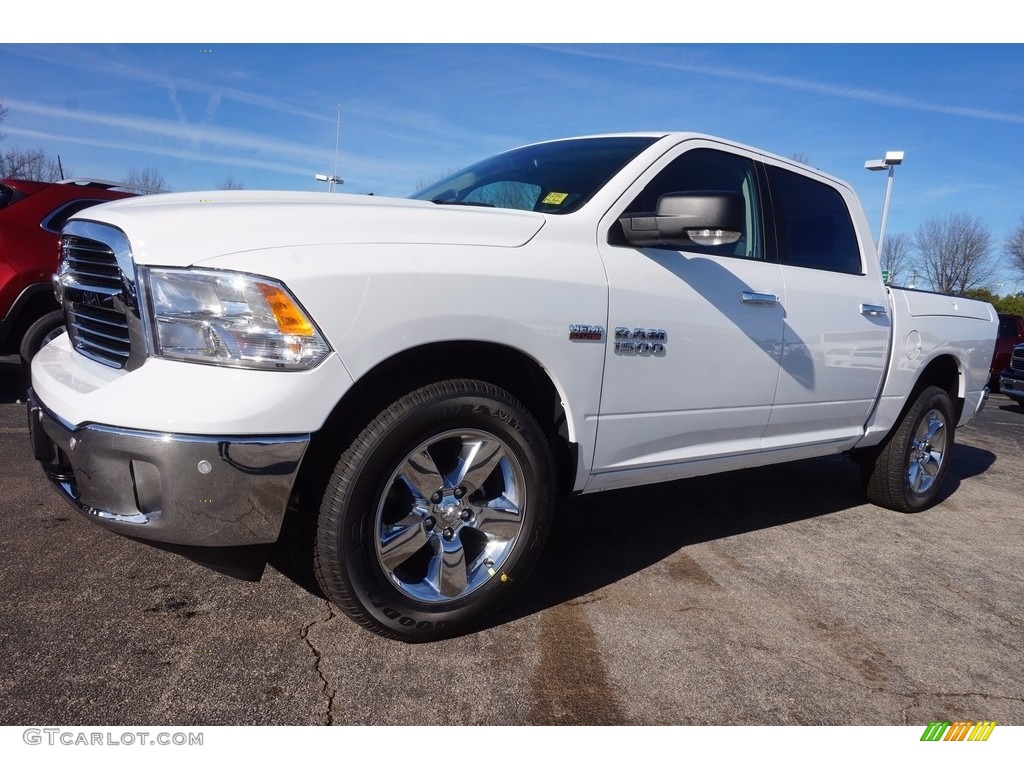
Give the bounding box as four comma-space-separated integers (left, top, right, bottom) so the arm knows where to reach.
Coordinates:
27, 133, 998, 641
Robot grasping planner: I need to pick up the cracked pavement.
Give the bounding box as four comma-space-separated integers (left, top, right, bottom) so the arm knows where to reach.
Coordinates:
2, 356, 1022, 725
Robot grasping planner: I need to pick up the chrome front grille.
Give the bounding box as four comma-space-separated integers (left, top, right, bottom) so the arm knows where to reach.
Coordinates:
58, 222, 144, 370
1012, 346, 1024, 372
61, 237, 123, 292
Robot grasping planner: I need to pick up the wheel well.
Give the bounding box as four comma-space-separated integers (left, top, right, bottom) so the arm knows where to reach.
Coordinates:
0, 285, 59, 355
911, 354, 962, 422
300, 342, 577, 503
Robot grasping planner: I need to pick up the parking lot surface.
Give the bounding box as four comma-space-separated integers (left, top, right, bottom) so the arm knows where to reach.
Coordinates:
1, 355, 1022, 725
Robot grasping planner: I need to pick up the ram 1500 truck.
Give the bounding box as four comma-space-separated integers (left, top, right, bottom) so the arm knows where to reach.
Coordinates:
28, 133, 997, 640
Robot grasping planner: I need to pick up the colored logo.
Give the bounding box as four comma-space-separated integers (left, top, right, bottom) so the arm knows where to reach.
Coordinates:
920, 720, 996, 741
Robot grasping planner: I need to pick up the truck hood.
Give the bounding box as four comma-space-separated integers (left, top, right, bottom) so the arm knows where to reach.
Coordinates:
71, 191, 546, 267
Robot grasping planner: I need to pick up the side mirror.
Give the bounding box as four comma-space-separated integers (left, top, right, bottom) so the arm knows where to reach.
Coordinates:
619, 191, 745, 248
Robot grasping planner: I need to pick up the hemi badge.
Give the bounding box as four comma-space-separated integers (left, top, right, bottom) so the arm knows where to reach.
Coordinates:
568, 324, 604, 342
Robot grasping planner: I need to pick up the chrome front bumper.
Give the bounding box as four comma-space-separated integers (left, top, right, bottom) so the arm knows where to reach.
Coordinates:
1001, 374, 1024, 399
27, 390, 310, 546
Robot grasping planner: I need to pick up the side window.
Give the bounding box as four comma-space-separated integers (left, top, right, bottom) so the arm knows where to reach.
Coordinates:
620, 148, 762, 259
766, 165, 862, 275
999, 317, 1016, 338
41, 199, 108, 233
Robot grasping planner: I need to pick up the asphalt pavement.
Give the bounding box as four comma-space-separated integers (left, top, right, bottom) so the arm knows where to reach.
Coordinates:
1, 354, 1022, 725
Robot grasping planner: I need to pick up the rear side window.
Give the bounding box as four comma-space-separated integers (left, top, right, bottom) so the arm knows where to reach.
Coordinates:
40, 199, 108, 233
999, 316, 1019, 338
0, 184, 16, 211
766, 165, 862, 274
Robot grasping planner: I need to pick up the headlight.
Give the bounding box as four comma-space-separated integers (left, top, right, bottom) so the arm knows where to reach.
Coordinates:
142, 268, 330, 370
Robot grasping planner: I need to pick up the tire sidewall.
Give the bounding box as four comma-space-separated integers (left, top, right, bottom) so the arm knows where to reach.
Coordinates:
20, 309, 66, 364
321, 383, 553, 639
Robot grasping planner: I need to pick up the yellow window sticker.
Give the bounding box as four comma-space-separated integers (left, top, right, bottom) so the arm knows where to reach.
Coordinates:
541, 191, 569, 205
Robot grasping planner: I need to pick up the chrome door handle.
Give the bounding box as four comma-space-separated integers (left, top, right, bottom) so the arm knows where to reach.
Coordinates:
741, 291, 780, 305
860, 303, 887, 317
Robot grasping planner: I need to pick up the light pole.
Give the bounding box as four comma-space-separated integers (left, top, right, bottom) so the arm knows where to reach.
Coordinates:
864, 150, 904, 271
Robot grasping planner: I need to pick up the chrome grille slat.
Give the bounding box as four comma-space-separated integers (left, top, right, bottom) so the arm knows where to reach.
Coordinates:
65, 264, 121, 281
75, 337, 131, 360
67, 307, 129, 331
68, 318, 130, 345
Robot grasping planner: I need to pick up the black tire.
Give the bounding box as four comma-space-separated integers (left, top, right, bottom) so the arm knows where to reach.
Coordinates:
862, 385, 955, 513
19, 309, 66, 365
314, 379, 555, 641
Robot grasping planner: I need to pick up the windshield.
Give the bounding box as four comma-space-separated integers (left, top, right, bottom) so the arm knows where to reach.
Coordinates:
410, 136, 659, 214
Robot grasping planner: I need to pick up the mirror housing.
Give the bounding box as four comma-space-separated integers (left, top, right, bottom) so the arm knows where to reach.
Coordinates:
619, 191, 745, 248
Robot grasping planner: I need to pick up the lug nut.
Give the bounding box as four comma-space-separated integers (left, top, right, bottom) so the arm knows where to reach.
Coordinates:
442, 527, 454, 541
424, 517, 436, 531
430, 491, 442, 504
460, 509, 473, 522
454, 486, 466, 499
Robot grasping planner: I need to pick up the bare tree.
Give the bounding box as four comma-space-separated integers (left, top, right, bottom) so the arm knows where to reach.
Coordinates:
0, 102, 63, 180
879, 232, 913, 286
216, 175, 244, 190
0, 147, 64, 181
1007, 216, 1024, 281
914, 213, 998, 295
790, 151, 811, 165
122, 167, 169, 194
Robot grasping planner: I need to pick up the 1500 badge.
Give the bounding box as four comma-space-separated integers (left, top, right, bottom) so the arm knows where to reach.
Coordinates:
614, 327, 667, 355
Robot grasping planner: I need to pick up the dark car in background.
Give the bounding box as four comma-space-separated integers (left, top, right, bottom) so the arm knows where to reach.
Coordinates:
991, 313, 1024, 391
0, 178, 137, 364
999, 343, 1024, 408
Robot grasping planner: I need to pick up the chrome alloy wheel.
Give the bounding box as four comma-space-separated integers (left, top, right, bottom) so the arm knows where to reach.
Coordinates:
907, 407, 947, 495
374, 429, 527, 603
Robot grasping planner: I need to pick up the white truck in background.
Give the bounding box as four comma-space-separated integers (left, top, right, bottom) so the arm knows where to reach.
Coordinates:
28, 133, 997, 640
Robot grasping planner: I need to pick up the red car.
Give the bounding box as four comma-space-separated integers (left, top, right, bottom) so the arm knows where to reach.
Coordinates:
0, 178, 137, 363
992, 313, 1024, 390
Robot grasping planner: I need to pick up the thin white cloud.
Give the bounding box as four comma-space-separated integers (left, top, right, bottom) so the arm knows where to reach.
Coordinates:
4, 98, 324, 165
3, 124, 317, 179
537, 45, 1024, 125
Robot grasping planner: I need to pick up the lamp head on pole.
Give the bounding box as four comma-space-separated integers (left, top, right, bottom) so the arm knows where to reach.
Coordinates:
865, 151, 904, 171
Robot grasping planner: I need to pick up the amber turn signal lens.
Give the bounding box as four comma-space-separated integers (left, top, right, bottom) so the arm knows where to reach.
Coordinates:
257, 282, 316, 336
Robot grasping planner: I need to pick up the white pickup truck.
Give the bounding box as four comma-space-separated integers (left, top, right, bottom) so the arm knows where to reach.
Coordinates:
29, 133, 997, 640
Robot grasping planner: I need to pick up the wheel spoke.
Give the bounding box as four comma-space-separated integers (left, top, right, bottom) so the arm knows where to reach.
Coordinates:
908, 459, 924, 492
379, 520, 430, 572
425, 538, 468, 598
921, 415, 945, 445
397, 448, 444, 502
472, 495, 523, 541
449, 438, 505, 494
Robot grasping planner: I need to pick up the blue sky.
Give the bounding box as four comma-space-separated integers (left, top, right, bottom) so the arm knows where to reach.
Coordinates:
2, 40, 1023, 291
